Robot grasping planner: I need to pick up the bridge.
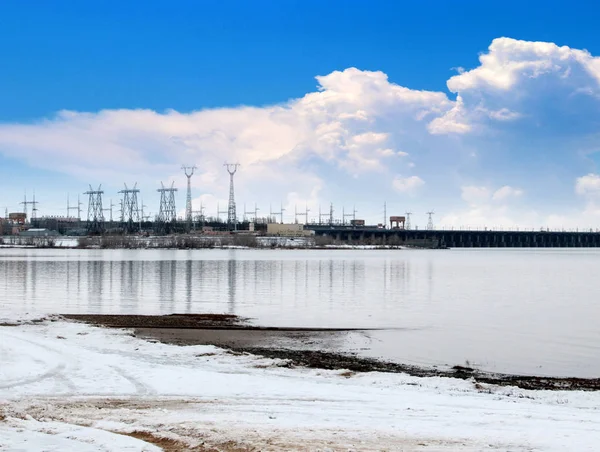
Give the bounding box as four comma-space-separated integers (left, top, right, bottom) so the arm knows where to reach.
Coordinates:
306, 225, 600, 248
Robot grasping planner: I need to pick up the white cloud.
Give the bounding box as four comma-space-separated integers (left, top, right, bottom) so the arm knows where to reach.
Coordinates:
461, 186, 490, 205
492, 186, 523, 201
392, 175, 424, 194
0, 67, 455, 212
349, 132, 388, 145
487, 108, 521, 121
461, 185, 523, 205
440, 184, 526, 229
446, 37, 600, 92
427, 95, 471, 134
378, 148, 396, 157
576, 173, 600, 196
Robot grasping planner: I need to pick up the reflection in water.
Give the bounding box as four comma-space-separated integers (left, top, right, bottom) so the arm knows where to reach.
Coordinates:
0, 252, 424, 328
4, 249, 600, 377
185, 258, 192, 314
227, 252, 236, 315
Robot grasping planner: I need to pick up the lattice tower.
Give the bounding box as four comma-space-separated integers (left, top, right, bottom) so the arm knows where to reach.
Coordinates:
119, 183, 141, 232
224, 163, 240, 230
426, 211, 435, 230
182, 165, 196, 231
84, 185, 104, 234
405, 212, 412, 230
157, 182, 178, 234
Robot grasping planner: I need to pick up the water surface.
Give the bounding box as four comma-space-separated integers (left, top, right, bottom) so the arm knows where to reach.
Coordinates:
1, 248, 598, 377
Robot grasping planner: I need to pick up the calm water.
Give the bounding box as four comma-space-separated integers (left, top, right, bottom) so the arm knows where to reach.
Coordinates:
1, 248, 599, 377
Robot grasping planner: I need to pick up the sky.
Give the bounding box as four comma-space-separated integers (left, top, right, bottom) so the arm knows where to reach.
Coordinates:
2, 0, 600, 229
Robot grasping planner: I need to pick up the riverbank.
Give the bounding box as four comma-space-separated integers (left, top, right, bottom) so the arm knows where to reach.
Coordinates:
63, 314, 600, 391
0, 234, 433, 250
2, 317, 600, 451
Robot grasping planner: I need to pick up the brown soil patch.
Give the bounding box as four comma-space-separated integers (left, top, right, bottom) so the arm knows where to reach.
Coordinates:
62, 314, 245, 329
237, 347, 600, 391
61, 314, 366, 332
124, 431, 255, 452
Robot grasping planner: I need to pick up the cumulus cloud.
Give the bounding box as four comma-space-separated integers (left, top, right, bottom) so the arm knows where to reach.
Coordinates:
446, 37, 600, 92
438, 184, 527, 229
575, 173, 600, 196
427, 95, 471, 134
392, 175, 425, 194
461, 185, 523, 206
0, 67, 453, 203
461, 186, 490, 205
492, 186, 523, 201
486, 108, 522, 121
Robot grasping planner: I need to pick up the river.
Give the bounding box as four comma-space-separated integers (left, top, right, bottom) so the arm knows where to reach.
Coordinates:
1, 248, 598, 377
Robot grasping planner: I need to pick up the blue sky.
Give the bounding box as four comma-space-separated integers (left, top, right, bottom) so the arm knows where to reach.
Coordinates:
2, 1, 600, 228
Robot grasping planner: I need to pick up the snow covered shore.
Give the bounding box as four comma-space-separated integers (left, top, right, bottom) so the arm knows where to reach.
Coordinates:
2, 320, 600, 451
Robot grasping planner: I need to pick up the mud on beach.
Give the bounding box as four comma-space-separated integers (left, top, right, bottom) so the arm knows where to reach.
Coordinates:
63, 313, 600, 391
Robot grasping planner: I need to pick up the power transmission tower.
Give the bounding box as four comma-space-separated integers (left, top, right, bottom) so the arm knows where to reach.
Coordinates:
270, 202, 285, 224
31, 191, 38, 220
426, 211, 435, 230
156, 182, 177, 234
329, 202, 334, 225
405, 211, 412, 230
318, 205, 327, 225
67, 194, 82, 220
103, 199, 116, 223
140, 200, 147, 231
342, 206, 356, 225
182, 165, 196, 232
223, 163, 240, 231
20, 191, 38, 222
141, 198, 152, 224
296, 204, 310, 224
318, 204, 334, 225
244, 203, 259, 223
193, 204, 206, 230
21, 193, 28, 216
84, 185, 104, 234
216, 202, 228, 223
119, 183, 140, 233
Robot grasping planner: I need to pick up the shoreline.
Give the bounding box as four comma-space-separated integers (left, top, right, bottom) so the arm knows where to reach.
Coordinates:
0, 244, 415, 250
61, 314, 600, 391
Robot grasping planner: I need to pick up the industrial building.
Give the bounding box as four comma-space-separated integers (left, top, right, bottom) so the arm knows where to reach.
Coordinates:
266, 223, 314, 237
